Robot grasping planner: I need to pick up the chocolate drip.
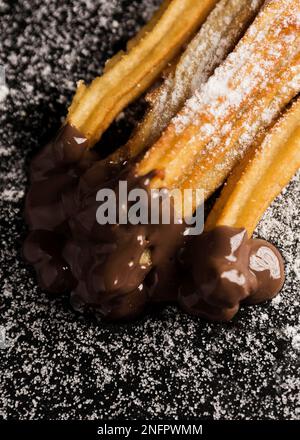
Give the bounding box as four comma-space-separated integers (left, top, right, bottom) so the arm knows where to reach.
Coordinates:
24, 125, 285, 321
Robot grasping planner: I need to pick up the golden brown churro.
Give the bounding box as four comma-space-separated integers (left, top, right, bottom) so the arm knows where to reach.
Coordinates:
67, 0, 218, 147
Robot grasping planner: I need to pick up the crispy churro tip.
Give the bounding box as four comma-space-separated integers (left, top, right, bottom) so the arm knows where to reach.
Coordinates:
103, 0, 173, 74
205, 97, 300, 236
66, 0, 219, 147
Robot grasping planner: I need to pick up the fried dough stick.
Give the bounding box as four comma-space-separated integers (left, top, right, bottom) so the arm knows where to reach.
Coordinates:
67, 0, 219, 147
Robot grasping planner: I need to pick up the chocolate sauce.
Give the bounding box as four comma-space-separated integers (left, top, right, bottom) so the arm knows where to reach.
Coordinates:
179, 226, 285, 321
24, 125, 285, 321
24, 124, 186, 320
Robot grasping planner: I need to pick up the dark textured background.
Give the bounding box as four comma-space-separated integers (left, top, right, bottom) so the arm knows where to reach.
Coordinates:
0, 0, 299, 420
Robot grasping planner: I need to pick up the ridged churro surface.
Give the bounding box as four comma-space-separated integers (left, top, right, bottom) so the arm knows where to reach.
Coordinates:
137, 0, 300, 208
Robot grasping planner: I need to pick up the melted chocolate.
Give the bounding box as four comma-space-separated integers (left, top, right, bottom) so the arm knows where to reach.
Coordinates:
178, 226, 285, 321
24, 124, 186, 320
24, 125, 285, 321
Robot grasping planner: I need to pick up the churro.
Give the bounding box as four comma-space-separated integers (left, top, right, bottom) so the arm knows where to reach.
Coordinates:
67, 0, 218, 147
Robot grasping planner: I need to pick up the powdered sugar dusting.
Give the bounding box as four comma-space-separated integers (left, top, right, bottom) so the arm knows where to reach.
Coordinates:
129, 0, 264, 152
0, 84, 9, 102
166, 0, 300, 191
139, 0, 300, 195
174, 0, 299, 136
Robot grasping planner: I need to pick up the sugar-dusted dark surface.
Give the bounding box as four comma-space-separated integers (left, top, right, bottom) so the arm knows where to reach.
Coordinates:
0, 0, 299, 420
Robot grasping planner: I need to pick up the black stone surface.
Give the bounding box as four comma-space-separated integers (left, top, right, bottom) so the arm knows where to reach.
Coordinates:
0, 0, 299, 420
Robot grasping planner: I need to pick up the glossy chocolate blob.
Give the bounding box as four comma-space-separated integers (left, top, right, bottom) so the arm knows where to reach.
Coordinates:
178, 226, 285, 321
